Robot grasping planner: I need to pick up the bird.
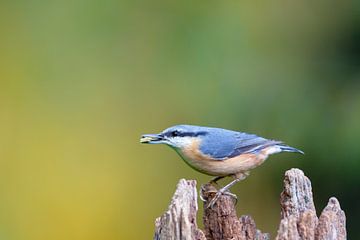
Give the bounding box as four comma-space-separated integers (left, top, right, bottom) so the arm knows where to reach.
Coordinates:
140, 124, 303, 207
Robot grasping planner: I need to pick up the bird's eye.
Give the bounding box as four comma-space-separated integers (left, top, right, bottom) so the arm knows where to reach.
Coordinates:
171, 130, 180, 137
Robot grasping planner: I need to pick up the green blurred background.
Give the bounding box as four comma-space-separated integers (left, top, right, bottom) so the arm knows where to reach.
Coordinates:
1, 0, 359, 239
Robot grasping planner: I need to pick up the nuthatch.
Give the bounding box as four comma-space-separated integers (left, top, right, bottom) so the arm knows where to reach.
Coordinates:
140, 125, 303, 207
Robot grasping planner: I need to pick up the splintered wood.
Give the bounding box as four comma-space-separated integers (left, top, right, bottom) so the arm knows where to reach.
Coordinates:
154, 179, 206, 240
276, 169, 346, 240
154, 169, 346, 240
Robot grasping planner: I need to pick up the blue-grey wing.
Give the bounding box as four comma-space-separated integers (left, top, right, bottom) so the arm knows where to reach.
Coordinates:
228, 133, 280, 157
199, 130, 279, 160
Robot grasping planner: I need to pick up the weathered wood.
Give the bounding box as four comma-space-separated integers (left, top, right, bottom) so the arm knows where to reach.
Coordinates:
276, 168, 318, 240
315, 197, 346, 240
154, 168, 347, 240
275, 168, 347, 240
201, 183, 269, 240
154, 179, 206, 240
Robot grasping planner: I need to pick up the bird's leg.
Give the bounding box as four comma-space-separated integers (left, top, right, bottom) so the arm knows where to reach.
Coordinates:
200, 176, 225, 202
209, 176, 224, 185
207, 171, 250, 208
209, 176, 236, 198
200, 186, 237, 202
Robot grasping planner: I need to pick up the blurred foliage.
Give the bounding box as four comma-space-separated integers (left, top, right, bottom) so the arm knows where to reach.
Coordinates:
0, 0, 359, 239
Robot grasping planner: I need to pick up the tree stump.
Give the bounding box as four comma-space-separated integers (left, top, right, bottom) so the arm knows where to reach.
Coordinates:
154, 168, 347, 240
154, 179, 206, 240
200, 183, 269, 240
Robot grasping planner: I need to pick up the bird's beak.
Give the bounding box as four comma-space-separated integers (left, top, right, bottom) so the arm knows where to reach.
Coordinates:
140, 134, 164, 144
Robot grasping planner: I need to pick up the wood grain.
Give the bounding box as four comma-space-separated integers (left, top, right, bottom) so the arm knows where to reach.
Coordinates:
154, 169, 347, 240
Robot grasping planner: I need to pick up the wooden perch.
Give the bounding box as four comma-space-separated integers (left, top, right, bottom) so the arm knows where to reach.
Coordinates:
200, 183, 269, 240
154, 168, 347, 240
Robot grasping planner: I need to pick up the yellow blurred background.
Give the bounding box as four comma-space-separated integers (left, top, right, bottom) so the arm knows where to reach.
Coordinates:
0, 0, 359, 239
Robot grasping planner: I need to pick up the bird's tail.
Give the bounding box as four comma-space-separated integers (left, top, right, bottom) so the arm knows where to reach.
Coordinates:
278, 143, 304, 154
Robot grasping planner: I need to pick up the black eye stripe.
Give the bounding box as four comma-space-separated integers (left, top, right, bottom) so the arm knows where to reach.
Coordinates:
164, 131, 207, 137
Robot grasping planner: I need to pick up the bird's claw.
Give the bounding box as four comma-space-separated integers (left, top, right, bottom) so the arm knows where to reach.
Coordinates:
206, 190, 238, 209
199, 191, 206, 202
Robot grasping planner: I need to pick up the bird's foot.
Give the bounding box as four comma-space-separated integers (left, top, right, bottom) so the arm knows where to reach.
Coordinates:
200, 184, 215, 202
206, 172, 249, 208
206, 189, 238, 209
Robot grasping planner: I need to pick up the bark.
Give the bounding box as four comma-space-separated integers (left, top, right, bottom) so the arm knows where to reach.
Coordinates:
275, 168, 346, 240
154, 179, 206, 240
275, 168, 318, 240
154, 168, 347, 240
315, 197, 346, 240
201, 183, 269, 240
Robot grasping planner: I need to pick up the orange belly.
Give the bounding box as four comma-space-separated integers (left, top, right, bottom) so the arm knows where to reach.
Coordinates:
179, 151, 267, 176
177, 139, 271, 176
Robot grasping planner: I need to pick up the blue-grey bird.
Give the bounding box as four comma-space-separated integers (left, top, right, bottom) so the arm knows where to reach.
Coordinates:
140, 124, 303, 207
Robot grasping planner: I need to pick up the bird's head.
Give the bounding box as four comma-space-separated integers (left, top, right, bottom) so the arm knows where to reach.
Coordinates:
140, 125, 208, 149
